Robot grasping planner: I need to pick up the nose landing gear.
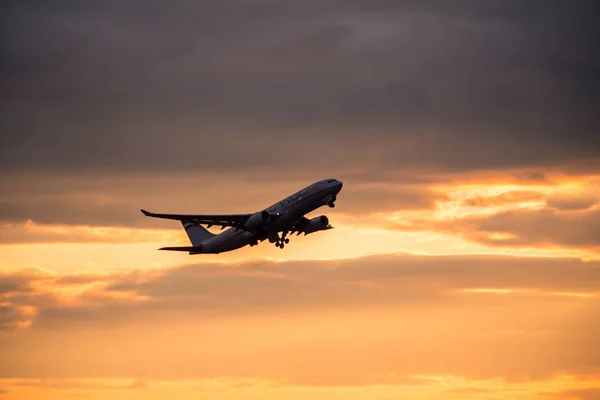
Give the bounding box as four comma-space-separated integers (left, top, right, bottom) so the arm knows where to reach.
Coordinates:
328, 195, 337, 208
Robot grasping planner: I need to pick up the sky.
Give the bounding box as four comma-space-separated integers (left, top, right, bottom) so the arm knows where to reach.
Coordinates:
1, 1, 600, 399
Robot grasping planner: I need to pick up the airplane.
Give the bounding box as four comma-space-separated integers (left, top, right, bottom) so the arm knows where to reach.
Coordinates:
140, 178, 343, 254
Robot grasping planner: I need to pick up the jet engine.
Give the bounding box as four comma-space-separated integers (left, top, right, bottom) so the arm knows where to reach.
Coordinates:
303, 215, 331, 235
244, 210, 271, 231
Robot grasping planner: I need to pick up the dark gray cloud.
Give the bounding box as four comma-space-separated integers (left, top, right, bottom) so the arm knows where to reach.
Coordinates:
1, 0, 599, 175
0, 199, 139, 227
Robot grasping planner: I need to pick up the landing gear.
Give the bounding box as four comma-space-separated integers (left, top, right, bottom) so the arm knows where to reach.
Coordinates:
275, 232, 290, 249
328, 195, 337, 208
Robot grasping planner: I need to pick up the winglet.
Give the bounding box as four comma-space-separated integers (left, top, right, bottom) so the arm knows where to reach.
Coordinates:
141, 209, 152, 216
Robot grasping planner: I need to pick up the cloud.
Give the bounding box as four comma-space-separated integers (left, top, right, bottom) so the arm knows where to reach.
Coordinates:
1, 253, 599, 385
0, 268, 53, 331
340, 183, 448, 213
3, 252, 600, 332
0, 200, 140, 227
463, 190, 544, 207
546, 192, 598, 211
440, 207, 600, 250
106, 254, 600, 305
0, 174, 447, 230
9, 253, 594, 332
10, 379, 147, 390
0, 267, 142, 331
376, 178, 600, 253
1, 1, 599, 175
0, 222, 181, 245
553, 387, 600, 400
1, 376, 599, 400
460, 189, 598, 211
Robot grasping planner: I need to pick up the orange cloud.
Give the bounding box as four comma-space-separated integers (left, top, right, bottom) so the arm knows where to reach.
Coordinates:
546, 192, 598, 211
463, 190, 545, 207
553, 387, 600, 400
373, 176, 600, 256
1, 253, 599, 389
0, 221, 182, 245
0, 375, 598, 400
438, 207, 600, 250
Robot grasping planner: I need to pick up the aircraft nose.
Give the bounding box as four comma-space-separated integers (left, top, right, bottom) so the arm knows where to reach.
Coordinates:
336, 180, 343, 191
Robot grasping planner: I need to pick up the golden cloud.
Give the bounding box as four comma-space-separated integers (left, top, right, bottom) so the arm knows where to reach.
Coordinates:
1, 253, 599, 387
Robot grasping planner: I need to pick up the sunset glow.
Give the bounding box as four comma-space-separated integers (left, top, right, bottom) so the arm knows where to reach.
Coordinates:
2, 2, 599, 399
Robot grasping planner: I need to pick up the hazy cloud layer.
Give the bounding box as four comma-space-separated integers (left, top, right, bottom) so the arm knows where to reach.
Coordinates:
2, 376, 597, 400
462, 190, 545, 207
438, 207, 600, 250
554, 387, 600, 400
5, 252, 600, 324
7, 379, 147, 391
546, 192, 598, 211
0, 175, 447, 229
1, 253, 599, 383
1, 0, 599, 175
0, 223, 182, 245
1, 173, 598, 250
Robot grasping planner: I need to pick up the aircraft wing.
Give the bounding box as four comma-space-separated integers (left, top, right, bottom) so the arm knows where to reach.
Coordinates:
141, 209, 251, 230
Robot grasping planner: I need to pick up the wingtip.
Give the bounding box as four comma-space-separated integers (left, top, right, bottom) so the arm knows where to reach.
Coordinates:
141, 209, 152, 216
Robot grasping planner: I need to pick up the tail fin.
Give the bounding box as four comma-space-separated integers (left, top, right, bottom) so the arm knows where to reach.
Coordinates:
182, 220, 215, 246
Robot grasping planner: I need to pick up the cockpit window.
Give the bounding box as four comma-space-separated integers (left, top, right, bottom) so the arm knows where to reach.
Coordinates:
327, 179, 336, 183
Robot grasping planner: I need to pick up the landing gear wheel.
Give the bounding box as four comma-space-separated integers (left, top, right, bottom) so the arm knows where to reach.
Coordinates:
279, 243, 285, 249
328, 203, 335, 208
284, 238, 289, 244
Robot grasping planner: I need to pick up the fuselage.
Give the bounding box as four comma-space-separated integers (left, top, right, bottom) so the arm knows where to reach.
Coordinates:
199, 179, 343, 254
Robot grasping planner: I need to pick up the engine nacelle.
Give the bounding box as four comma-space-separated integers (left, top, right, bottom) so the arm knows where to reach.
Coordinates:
244, 210, 271, 231
304, 215, 331, 235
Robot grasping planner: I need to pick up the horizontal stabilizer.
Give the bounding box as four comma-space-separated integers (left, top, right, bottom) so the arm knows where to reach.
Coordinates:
159, 246, 197, 251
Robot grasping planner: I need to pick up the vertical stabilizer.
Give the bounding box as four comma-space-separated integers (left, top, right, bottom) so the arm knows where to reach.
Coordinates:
181, 220, 215, 246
